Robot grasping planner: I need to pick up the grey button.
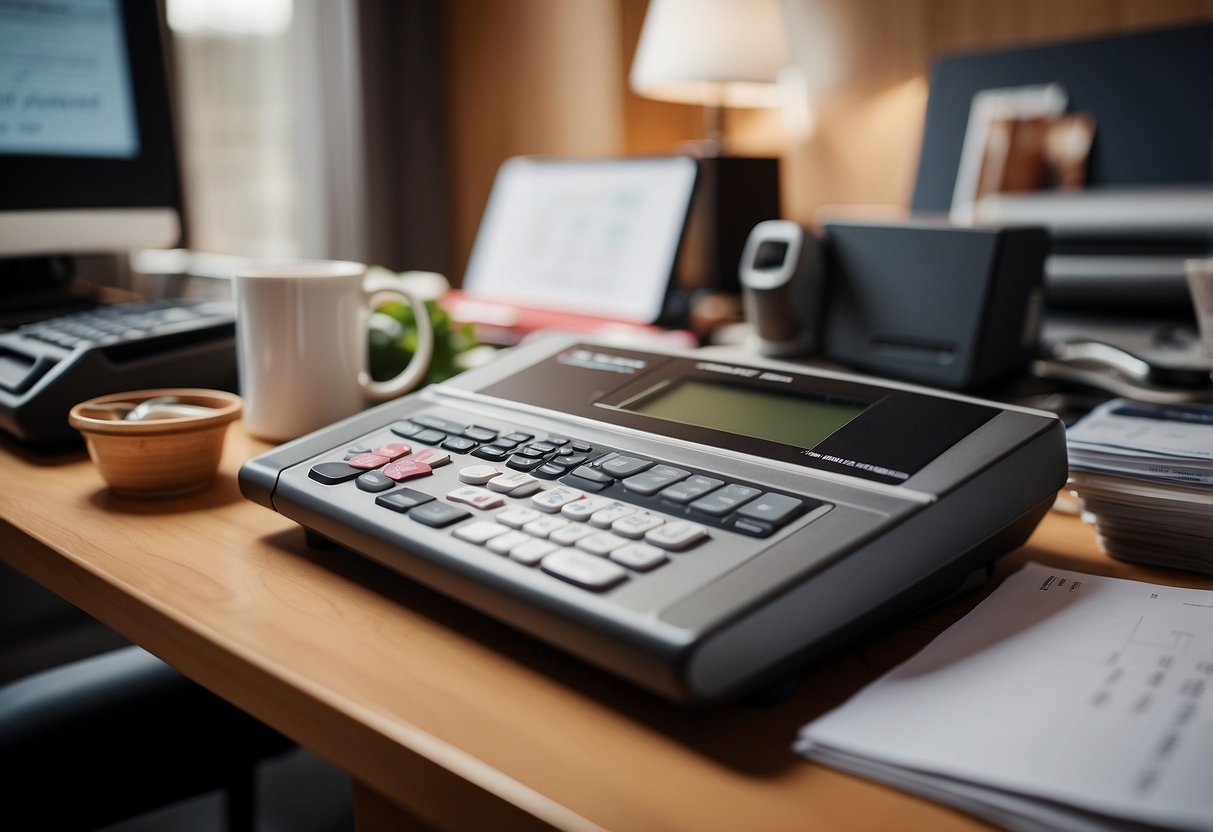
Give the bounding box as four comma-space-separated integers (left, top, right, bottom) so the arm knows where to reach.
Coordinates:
659, 475, 723, 503
689, 483, 760, 516
596, 454, 654, 478
735, 493, 804, 526
621, 465, 689, 496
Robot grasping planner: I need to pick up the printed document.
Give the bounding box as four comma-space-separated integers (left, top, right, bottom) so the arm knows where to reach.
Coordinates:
796, 563, 1213, 832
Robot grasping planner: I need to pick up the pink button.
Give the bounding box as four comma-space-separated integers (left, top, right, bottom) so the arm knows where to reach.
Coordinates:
373, 443, 411, 460
382, 459, 433, 481
411, 449, 451, 468
347, 453, 390, 470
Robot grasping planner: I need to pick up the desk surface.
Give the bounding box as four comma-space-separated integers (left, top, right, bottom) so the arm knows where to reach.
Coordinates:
2, 424, 1209, 831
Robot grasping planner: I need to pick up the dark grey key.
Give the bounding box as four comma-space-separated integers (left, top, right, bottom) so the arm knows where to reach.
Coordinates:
506, 455, 545, 472
463, 425, 498, 442
411, 414, 466, 433
569, 465, 613, 485
409, 501, 471, 528
535, 463, 567, 479
596, 454, 654, 478
412, 429, 447, 445
375, 487, 435, 512
356, 471, 395, 492
735, 493, 806, 526
389, 421, 422, 438
472, 445, 510, 461
441, 436, 478, 453
308, 462, 362, 485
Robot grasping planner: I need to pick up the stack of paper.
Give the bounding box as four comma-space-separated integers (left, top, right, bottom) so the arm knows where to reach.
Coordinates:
1066, 399, 1213, 575
796, 563, 1213, 832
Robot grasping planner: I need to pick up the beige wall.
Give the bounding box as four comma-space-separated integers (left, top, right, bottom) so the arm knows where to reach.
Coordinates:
441, 0, 1213, 282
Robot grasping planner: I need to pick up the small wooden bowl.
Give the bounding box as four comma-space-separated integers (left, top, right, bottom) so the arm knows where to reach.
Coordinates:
69, 389, 242, 497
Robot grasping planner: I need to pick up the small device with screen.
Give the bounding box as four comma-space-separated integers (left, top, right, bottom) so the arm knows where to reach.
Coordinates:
241, 334, 1065, 703
738, 220, 824, 357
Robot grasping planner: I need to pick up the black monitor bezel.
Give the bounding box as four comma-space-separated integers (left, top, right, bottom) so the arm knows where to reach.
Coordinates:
0, 0, 182, 216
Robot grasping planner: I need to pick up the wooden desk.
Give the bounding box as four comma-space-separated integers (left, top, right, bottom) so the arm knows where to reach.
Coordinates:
2, 425, 1208, 831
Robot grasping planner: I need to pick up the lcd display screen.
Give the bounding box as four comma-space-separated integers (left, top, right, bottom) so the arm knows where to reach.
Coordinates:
625, 380, 867, 449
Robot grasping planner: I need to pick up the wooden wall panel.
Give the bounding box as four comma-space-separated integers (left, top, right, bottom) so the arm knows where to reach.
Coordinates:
439, 0, 1213, 281
440, 0, 625, 282
766, 0, 1213, 226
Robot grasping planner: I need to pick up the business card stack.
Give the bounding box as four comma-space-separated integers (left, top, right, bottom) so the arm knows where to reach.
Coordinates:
1066, 399, 1213, 575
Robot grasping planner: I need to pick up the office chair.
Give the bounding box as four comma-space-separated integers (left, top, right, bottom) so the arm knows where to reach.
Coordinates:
0, 645, 293, 832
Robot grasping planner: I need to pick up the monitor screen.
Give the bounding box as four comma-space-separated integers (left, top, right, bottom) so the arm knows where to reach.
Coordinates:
0, 0, 182, 257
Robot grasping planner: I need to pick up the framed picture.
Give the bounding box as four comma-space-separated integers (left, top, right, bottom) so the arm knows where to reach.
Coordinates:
949, 83, 1068, 221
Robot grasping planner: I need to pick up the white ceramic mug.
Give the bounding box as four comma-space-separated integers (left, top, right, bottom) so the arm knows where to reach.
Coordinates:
234, 260, 434, 441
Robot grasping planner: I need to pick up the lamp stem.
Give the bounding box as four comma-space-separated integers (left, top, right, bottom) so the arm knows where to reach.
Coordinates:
703, 98, 725, 157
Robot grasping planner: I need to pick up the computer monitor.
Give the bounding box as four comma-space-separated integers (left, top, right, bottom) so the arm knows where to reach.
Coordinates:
0, 0, 182, 260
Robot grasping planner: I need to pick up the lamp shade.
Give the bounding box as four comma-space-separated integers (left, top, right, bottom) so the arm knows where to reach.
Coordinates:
630, 0, 789, 109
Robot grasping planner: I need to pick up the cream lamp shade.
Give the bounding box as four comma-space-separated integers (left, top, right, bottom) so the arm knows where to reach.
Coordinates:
629, 0, 789, 110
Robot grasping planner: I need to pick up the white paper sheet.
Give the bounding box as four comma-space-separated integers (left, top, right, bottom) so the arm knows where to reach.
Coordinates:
796, 563, 1213, 831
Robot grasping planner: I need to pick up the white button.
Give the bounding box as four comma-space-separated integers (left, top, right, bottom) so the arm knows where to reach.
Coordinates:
486, 530, 531, 555
561, 496, 609, 521
496, 506, 542, 529
511, 539, 556, 565
589, 502, 636, 528
453, 521, 509, 544
458, 464, 501, 485
446, 486, 504, 510
576, 531, 628, 557
645, 520, 709, 551
523, 516, 569, 538
549, 523, 596, 546
611, 512, 663, 539
486, 471, 541, 496
542, 549, 627, 590
610, 542, 668, 572
530, 486, 585, 513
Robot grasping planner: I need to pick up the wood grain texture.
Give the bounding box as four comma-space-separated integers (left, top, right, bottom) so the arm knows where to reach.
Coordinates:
438, 0, 1213, 273
1, 424, 1209, 831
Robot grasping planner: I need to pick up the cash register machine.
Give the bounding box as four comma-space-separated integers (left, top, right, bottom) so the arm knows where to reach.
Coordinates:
241, 335, 1066, 703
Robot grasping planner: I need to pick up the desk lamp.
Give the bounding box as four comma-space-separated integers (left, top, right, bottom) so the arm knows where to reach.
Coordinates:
630, 0, 789, 293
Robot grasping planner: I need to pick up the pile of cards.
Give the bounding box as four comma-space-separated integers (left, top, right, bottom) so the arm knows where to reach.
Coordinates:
1066, 399, 1213, 574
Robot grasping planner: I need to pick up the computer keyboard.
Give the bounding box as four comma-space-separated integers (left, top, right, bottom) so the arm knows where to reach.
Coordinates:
15, 299, 230, 351
0, 298, 237, 444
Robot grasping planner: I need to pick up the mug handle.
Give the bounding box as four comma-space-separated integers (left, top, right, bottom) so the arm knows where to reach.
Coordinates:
360, 272, 436, 401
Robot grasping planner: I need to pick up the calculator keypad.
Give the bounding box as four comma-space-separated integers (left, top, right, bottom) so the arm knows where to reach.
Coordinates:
306, 410, 825, 593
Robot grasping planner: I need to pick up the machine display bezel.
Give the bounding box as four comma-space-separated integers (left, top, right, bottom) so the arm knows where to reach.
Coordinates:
479, 345, 998, 486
